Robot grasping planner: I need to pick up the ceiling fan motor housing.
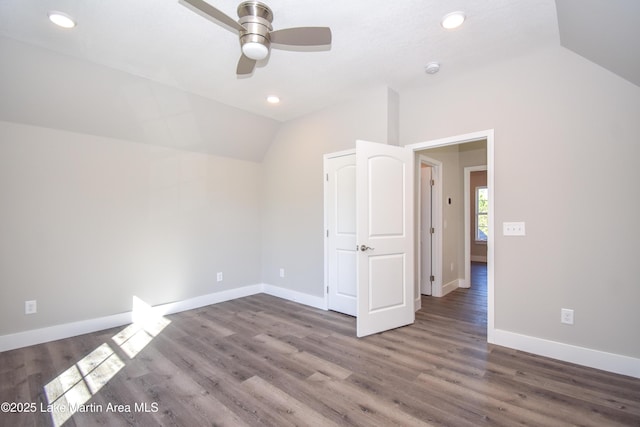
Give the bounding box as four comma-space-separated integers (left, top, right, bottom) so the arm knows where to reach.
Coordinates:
238, 1, 273, 53
180, 0, 332, 74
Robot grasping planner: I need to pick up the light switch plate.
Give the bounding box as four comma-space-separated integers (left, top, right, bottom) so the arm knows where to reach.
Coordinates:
503, 222, 526, 236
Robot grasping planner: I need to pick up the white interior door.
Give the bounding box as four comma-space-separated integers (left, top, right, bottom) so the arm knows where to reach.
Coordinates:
420, 164, 433, 295
326, 153, 357, 316
356, 140, 414, 337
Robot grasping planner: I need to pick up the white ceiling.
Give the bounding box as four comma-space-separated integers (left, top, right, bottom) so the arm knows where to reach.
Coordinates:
0, 0, 561, 122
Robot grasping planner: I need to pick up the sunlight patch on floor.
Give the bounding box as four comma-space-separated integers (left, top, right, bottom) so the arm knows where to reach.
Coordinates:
44, 343, 124, 427
42, 296, 171, 426
112, 296, 171, 359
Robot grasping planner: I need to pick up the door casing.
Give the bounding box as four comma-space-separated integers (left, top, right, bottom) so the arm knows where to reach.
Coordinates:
323, 130, 494, 343
406, 129, 495, 343
325, 151, 357, 316
417, 155, 442, 298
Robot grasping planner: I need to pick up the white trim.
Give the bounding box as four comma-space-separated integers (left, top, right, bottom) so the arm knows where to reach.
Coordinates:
405, 130, 494, 151
150, 285, 263, 316
4, 276, 638, 379
464, 165, 488, 290
470, 255, 487, 263
323, 150, 356, 314
0, 283, 330, 353
262, 284, 326, 310
407, 129, 495, 342
492, 329, 640, 379
323, 148, 356, 160
437, 279, 461, 297
0, 285, 263, 353
0, 312, 134, 354
407, 130, 640, 379
417, 155, 443, 298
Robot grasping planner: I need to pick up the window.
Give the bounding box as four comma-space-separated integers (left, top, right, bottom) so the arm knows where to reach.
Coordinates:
476, 186, 488, 242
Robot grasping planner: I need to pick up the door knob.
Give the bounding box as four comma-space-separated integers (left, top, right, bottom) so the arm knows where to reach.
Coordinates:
359, 244, 374, 252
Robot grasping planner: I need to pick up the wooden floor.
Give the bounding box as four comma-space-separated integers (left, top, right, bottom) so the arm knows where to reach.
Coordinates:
2, 263, 639, 426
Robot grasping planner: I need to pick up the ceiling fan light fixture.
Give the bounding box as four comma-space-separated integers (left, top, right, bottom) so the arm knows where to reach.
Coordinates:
48, 11, 76, 29
242, 42, 269, 60
266, 95, 280, 104
441, 11, 465, 30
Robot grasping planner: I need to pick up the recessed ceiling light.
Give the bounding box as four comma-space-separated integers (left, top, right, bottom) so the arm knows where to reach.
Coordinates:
267, 95, 280, 104
441, 11, 465, 30
48, 11, 76, 29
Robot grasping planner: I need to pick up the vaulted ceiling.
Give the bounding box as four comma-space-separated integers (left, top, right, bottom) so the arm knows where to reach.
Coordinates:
556, 0, 640, 88
1, 0, 561, 122
0, 1, 637, 160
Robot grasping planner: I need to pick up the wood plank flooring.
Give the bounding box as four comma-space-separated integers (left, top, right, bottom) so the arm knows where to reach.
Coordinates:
1, 262, 639, 426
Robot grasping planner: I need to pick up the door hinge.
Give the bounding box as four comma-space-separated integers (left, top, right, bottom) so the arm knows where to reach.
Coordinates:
326, 229, 329, 238
430, 179, 435, 186
326, 286, 329, 293
326, 173, 329, 181
430, 275, 435, 282
430, 227, 435, 234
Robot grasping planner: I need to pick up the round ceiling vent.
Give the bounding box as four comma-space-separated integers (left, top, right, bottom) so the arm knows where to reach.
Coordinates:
425, 62, 440, 74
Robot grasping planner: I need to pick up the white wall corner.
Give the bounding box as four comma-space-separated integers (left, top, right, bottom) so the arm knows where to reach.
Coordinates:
490, 328, 640, 379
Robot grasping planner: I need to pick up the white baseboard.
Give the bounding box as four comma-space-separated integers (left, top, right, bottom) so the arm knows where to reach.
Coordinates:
490, 328, 640, 379
4, 285, 639, 380
441, 279, 461, 296
262, 283, 327, 310
0, 284, 326, 353
0, 285, 263, 353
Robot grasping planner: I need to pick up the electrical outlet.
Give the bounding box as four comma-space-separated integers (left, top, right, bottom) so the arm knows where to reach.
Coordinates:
216, 272, 223, 282
503, 222, 526, 236
279, 268, 285, 278
25, 300, 37, 315
561, 308, 574, 325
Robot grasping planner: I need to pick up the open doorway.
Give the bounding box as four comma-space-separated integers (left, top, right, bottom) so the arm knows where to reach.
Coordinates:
418, 156, 442, 297
465, 166, 488, 290
407, 130, 494, 338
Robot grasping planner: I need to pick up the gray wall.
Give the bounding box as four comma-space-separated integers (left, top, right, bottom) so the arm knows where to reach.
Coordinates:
400, 45, 640, 358
417, 142, 487, 287
2, 31, 639, 366
0, 36, 280, 162
416, 145, 464, 287
0, 121, 263, 335
261, 87, 396, 296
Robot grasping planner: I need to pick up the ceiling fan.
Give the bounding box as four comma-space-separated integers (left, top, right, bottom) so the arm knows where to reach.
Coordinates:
181, 0, 332, 75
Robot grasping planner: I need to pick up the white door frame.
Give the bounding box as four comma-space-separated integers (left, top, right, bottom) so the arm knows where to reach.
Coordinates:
464, 165, 487, 289
406, 129, 495, 343
323, 149, 356, 311
417, 156, 442, 297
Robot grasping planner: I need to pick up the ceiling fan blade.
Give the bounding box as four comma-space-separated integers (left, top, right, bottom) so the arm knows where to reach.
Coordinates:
237, 54, 257, 75
181, 0, 245, 33
270, 27, 332, 46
